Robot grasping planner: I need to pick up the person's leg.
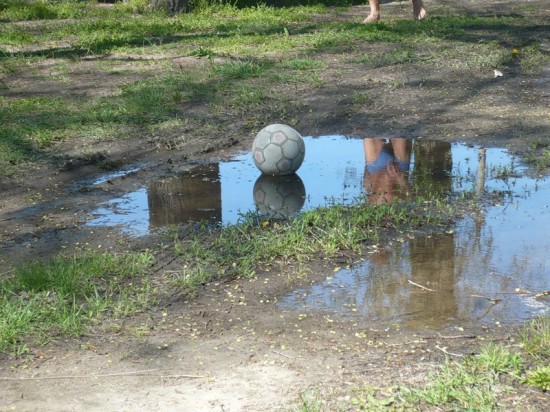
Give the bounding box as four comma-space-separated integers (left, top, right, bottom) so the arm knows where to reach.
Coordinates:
412, 0, 427, 20
363, 0, 381, 24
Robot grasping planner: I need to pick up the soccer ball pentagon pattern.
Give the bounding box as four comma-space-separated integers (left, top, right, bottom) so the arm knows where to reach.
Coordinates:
253, 174, 306, 219
252, 124, 305, 175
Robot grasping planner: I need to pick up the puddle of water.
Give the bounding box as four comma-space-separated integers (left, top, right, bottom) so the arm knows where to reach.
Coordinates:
85, 137, 527, 234
279, 140, 550, 328
86, 136, 549, 327
87, 136, 371, 234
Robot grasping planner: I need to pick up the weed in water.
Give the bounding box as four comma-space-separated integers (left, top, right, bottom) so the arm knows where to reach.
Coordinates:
526, 140, 550, 171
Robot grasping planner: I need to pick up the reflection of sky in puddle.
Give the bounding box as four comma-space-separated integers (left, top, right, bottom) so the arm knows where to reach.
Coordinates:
87, 188, 150, 236
87, 136, 368, 235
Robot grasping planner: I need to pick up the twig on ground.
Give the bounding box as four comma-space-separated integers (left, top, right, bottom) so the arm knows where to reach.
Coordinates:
424, 335, 476, 340
439, 335, 476, 340
272, 350, 295, 359
435, 345, 464, 357
380, 340, 425, 347
471, 294, 502, 304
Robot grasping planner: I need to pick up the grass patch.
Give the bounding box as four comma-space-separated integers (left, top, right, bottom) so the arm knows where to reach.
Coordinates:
520, 316, 550, 357
524, 366, 550, 392
297, 317, 550, 410
0, 252, 154, 355
525, 140, 550, 171
1, 4, 547, 176
402, 355, 507, 410
517, 44, 550, 74
171, 196, 456, 296
0, 0, 154, 22
477, 342, 523, 375
210, 59, 269, 80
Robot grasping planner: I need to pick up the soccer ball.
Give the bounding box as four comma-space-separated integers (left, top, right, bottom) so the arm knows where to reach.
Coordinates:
252, 124, 305, 175
253, 174, 306, 219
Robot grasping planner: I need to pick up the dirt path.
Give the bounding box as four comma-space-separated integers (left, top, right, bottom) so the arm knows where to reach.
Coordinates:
0, 270, 522, 411
1, 1, 549, 410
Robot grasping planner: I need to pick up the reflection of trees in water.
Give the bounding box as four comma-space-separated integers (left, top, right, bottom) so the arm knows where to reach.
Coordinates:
361, 141, 497, 327
411, 139, 453, 195
148, 164, 221, 226
406, 233, 458, 329
361, 243, 412, 321
357, 221, 496, 328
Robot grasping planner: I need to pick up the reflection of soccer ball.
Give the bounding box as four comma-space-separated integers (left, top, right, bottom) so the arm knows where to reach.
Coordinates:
253, 174, 306, 219
252, 124, 305, 176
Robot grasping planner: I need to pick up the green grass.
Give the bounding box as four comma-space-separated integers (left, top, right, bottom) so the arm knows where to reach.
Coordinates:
404, 361, 500, 410
518, 44, 550, 74
525, 140, 550, 171
477, 342, 523, 374
0, 252, 154, 355
210, 59, 269, 80
402, 343, 522, 410
0, 192, 461, 354
301, 317, 550, 410
170, 197, 456, 296
0, 0, 152, 21
520, 316, 550, 357
524, 366, 550, 392
1, 3, 547, 175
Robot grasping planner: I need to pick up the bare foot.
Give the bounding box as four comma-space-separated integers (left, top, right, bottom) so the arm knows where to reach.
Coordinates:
362, 13, 380, 24
412, 0, 427, 20
414, 7, 427, 20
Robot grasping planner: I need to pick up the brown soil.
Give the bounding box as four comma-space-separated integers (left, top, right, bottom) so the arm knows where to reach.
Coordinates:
1, 1, 549, 410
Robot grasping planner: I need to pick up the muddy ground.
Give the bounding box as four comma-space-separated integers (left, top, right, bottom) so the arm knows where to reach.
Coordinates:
1, 1, 550, 410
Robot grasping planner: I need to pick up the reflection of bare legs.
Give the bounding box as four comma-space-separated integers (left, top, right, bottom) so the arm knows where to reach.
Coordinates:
412, 0, 427, 20
390, 138, 412, 164
363, 138, 384, 162
363, 0, 381, 24
363, 138, 412, 204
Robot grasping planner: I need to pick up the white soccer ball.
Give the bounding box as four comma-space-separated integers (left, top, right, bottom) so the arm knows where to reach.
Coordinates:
253, 174, 306, 219
252, 124, 305, 175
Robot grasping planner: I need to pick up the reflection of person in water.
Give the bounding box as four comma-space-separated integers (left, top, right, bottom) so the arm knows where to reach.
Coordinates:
363, 137, 412, 204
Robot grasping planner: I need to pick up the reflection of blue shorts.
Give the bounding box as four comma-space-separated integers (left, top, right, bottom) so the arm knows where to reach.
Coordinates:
366, 148, 410, 173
